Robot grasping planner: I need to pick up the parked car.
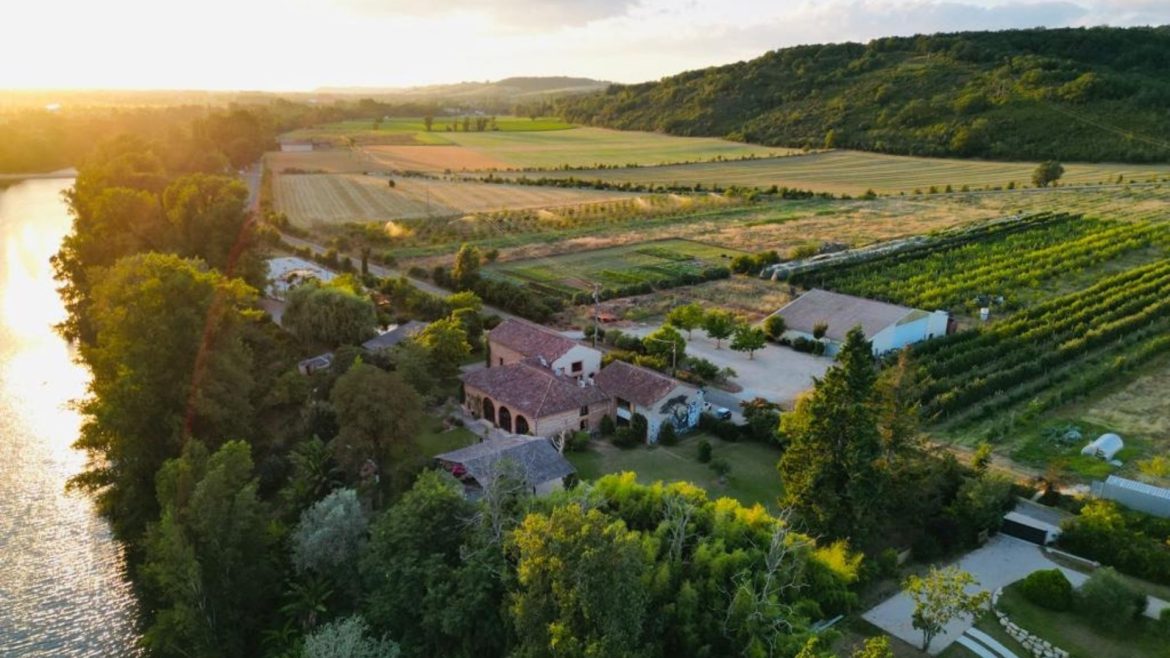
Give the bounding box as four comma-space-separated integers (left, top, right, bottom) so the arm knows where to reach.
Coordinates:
714, 407, 733, 421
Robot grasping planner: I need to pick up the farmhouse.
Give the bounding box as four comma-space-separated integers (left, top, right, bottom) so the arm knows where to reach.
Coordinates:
435, 435, 576, 497
768, 288, 949, 355
594, 360, 704, 442
462, 359, 611, 436
463, 318, 703, 443
487, 318, 602, 381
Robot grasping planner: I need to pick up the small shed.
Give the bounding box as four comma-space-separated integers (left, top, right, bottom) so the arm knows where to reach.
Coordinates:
297, 353, 334, 375
1080, 433, 1123, 460
435, 436, 575, 497
1092, 476, 1170, 518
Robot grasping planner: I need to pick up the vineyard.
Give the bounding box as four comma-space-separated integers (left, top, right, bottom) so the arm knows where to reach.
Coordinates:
911, 258, 1170, 431
342, 194, 743, 252
795, 213, 1170, 312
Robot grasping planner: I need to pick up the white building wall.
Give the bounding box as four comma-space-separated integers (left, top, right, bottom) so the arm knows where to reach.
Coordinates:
280, 143, 314, 152
552, 344, 603, 380
640, 385, 704, 444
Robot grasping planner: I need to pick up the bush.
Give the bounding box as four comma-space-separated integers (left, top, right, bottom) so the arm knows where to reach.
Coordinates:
630, 413, 649, 442
1077, 567, 1144, 626
763, 314, 786, 340
599, 414, 616, 437
714, 420, 740, 442
697, 439, 712, 463
876, 548, 901, 578
568, 431, 591, 452
657, 423, 678, 446
709, 458, 731, 479
1019, 569, 1074, 611
612, 427, 638, 449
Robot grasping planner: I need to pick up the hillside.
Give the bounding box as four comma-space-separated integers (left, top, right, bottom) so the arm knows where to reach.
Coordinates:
316, 76, 609, 102
558, 27, 1170, 163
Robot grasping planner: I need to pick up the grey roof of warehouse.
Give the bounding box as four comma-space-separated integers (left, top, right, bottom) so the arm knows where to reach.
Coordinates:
770, 288, 926, 342
435, 436, 575, 486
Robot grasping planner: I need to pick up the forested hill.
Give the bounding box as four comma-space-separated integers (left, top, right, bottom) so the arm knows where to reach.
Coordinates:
558, 26, 1170, 163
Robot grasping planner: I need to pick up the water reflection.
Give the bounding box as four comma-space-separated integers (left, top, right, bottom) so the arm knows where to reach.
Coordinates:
0, 179, 141, 656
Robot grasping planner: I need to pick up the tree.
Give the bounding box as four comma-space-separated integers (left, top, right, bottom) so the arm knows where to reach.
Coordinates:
1032, 160, 1064, 188
851, 636, 894, 658
329, 363, 422, 479
763, 314, 787, 340
812, 322, 829, 340
70, 253, 257, 541
303, 616, 401, 658
703, 309, 737, 348
667, 302, 705, 338
509, 504, 650, 657
446, 290, 483, 314
731, 325, 767, 359
284, 282, 378, 348
162, 174, 256, 277
415, 317, 471, 379
388, 340, 439, 401
423, 115, 434, 132
903, 566, 989, 651
141, 441, 278, 657
292, 488, 369, 598
778, 327, 885, 541
875, 351, 922, 463
451, 244, 481, 290
972, 442, 993, 474
658, 422, 678, 446
361, 471, 480, 656
643, 324, 686, 368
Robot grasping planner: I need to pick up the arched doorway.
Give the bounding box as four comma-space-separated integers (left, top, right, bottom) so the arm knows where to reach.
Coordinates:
515, 415, 530, 435
498, 406, 512, 433
483, 398, 495, 424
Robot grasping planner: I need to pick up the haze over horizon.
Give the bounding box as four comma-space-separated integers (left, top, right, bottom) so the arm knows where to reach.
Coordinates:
3, 0, 1169, 92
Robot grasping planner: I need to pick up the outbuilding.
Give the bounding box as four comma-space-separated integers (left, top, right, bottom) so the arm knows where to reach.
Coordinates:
1080, 433, 1124, 460
435, 435, 576, 497
767, 288, 949, 356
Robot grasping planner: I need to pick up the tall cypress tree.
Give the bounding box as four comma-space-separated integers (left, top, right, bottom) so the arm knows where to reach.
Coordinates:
778, 327, 885, 542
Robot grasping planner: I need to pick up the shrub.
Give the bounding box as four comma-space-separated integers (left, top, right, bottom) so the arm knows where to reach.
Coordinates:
714, 420, 740, 442
612, 427, 638, 449
630, 413, 649, 442
763, 314, 786, 340
657, 423, 678, 446
876, 548, 901, 578
1077, 567, 1143, 626
568, 431, 591, 452
1019, 569, 1074, 611
599, 414, 615, 437
709, 458, 731, 479
697, 439, 712, 463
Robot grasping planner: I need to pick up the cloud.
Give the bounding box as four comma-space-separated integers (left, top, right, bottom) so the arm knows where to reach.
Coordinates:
334, 0, 640, 28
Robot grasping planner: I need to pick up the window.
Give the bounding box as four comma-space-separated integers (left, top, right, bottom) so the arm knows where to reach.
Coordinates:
579, 419, 588, 430
498, 357, 503, 366
571, 361, 583, 373
579, 405, 589, 417
616, 397, 631, 411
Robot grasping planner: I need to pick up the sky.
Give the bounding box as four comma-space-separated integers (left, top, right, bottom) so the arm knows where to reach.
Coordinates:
2, 0, 1168, 91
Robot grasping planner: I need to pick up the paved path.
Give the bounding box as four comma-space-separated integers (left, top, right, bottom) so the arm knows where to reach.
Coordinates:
863, 535, 1169, 654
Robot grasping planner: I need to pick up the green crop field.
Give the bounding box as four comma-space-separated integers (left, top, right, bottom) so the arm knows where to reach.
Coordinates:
486, 238, 746, 296
281, 115, 573, 146
512, 149, 1170, 194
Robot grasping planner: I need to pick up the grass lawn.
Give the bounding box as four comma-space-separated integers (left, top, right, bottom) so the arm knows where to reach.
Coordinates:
567, 432, 784, 510
412, 414, 476, 458
994, 582, 1170, 658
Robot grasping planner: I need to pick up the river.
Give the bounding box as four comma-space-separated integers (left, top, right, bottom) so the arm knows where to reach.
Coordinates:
0, 179, 142, 656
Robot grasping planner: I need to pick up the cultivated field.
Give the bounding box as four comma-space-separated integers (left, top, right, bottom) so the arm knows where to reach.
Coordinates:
440, 127, 793, 169
486, 238, 747, 296
281, 116, 573, 147
362, 145, 512, 171
516, 149, 1170, 194
274, 173, 637, 227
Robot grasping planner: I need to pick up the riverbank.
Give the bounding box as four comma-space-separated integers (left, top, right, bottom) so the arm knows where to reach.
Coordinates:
0, 167, 78, 182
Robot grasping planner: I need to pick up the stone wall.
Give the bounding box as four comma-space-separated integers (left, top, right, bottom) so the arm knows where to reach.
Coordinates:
991, 588, 1070, 658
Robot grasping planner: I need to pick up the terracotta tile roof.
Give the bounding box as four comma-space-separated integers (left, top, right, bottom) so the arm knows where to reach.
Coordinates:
488, 318, 579, 363
771, 289, 917, 342
595, 360, 683, 408
436, 435, 575, 486
462, 360, 608, 419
